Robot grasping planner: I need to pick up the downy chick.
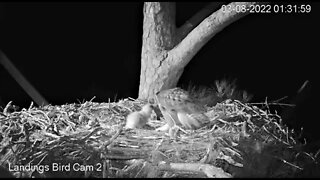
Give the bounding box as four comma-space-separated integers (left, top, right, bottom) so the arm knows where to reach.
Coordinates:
125, 104, 154, 129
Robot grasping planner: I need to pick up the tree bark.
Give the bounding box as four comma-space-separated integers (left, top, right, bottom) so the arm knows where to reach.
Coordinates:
138, 2, 177, 100
139, 2, 257, 100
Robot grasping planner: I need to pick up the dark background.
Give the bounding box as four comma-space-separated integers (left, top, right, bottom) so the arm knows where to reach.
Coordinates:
0, 2, 318, 140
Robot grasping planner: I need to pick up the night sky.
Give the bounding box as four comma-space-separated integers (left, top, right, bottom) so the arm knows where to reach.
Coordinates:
0, 2, 319, 139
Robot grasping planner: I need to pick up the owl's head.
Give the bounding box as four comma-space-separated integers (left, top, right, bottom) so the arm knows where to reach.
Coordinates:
155, 87, 193, 107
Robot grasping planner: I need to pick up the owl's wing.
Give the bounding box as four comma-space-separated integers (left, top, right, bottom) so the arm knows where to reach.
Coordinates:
177, 112, 209, 129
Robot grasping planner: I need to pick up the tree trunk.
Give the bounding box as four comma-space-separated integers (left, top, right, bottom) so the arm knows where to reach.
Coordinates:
138, 2, 257, 100
138, 2, 178, 100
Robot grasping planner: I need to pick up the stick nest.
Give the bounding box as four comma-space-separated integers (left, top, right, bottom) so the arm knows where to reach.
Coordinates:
0, 98, 319, 178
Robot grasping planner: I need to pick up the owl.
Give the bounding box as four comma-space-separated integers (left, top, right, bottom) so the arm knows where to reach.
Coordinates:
155, 87, 209, 130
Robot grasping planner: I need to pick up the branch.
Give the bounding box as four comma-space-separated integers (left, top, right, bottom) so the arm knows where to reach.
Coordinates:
176, 2, 225, 43
158, 162, 232, 178
0, 50, 48, 106
170, 2, 259, 68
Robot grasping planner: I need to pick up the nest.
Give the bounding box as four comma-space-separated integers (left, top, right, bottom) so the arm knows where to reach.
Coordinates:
0, 98, 319, 178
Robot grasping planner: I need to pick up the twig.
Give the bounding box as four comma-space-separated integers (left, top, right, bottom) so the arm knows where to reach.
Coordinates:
104, 127, 122, 148
248, 102, 295, 107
